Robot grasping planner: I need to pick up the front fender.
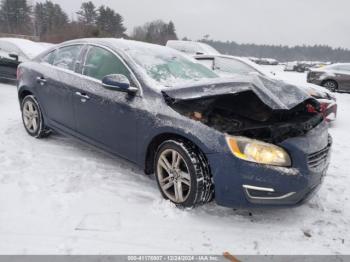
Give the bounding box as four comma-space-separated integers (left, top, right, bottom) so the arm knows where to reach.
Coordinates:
135, 112, 228, 169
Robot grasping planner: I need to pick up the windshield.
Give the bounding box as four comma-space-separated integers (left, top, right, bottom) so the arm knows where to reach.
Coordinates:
126, 47, 218, 87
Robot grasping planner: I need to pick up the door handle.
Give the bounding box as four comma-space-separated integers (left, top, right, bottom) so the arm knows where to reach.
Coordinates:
36, 76, 47, 85
75, 92, 90, 100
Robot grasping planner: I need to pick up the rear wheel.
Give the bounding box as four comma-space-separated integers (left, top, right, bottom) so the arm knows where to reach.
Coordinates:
322, 80, 338, 92
21, 95, 51, 138
154, 140, 213, 208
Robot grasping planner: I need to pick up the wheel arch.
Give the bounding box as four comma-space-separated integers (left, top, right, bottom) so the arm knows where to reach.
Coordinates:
144, 132, 209, 175
18, 87, 34, 104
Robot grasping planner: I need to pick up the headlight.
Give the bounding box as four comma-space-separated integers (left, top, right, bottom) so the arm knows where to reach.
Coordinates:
226, 136, 291, 167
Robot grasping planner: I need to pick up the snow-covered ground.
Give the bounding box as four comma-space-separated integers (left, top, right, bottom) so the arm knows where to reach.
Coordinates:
0, 68, 349, 255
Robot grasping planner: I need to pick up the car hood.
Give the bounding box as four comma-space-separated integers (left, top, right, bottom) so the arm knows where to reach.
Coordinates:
162, 75, 314, 110
274, 76, 334, 100
260, 72, 334, 101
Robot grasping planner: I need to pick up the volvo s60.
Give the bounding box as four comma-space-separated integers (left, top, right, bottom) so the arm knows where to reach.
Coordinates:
17, 39, 332, 208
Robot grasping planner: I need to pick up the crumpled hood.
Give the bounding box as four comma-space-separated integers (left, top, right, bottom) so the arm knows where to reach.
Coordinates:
162, 75, 315, 110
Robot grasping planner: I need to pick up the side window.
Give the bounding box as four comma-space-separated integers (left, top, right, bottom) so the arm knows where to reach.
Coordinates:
53, 45, 83, 71
83, 46, 134, 85
42, 50, 56, 65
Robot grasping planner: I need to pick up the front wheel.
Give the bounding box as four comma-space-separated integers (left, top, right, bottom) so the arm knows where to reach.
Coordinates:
154, 140, 213, 208
322, 80, 338, 92
21, 95, 51, 138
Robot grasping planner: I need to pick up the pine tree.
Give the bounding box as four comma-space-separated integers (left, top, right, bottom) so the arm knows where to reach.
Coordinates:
0, 0, 32, 34
132, 20, 178, 45
167, 21, 177, 40
77, 1, 97, 26
96, 5, 126, 37
33, 2, 45, 36
33, 0, 68, 38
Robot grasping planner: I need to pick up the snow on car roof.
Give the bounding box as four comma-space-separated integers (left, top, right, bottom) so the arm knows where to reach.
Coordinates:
0, 38, 53, 59
61, 38, 221, 88
166, 40, 220, 55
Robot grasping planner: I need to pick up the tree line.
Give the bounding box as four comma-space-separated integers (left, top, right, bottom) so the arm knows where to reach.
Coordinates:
0, 0, 349, 62
202, 40, 350, 63
0, 0, 178, 45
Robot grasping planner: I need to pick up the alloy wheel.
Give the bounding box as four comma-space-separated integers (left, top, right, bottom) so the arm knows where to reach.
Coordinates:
156, 149, 191, 203
323, 81, 337, 92
22, 100, 40, 133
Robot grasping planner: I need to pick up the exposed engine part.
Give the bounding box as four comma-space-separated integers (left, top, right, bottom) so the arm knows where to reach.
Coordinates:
168, 91, 323, 143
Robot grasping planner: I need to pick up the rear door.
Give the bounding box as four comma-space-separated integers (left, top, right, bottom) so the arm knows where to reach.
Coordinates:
72, 45, 140, 160
36, 45, 85, 131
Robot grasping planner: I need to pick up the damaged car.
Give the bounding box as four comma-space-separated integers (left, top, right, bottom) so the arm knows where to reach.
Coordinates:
17, 39, 332, 208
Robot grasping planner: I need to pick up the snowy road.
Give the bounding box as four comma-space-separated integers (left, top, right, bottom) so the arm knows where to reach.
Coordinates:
0, 70, 349, 255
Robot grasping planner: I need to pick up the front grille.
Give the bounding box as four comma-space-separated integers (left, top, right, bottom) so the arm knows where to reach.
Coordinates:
307, 137, 332, 170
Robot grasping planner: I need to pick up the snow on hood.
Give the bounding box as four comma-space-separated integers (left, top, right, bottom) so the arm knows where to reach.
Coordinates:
270, 71, 334, 99
163, 75, 314, 111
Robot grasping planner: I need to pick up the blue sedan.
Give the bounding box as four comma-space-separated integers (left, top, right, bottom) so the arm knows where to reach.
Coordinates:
17, 38, 331, 208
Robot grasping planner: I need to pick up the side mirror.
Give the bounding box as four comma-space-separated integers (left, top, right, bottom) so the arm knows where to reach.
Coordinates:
9, 54, 19, 61
102, 74, 138, 94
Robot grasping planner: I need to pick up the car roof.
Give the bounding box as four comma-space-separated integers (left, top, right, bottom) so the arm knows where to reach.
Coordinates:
58, 38, 171, 53
166, 40, 220, 55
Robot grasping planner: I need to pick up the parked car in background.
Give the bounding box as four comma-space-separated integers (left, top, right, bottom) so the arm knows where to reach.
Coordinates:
18, 38, 331, 209
307, 63, 350, 92
166, 40, 220, 55
254, 58, 279, 66
284, 62, 298, 72
285, 62, 312, 73
295, 63, 312, 73
0, 38, 54, 81
194, 54, 337, 121
285, 61, 332, 73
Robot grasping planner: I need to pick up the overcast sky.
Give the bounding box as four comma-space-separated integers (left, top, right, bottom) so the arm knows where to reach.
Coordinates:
35, 0, 350, 49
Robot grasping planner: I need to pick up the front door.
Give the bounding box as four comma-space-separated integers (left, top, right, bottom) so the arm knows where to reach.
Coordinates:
73, 45, 139, 161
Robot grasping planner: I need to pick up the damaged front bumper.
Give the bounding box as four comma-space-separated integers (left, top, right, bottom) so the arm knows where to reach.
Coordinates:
318, 99, 337, 122
207, 122, 331, 208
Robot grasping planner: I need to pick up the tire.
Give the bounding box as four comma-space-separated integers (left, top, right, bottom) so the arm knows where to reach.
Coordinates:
154, 139, 213, 208
322, 80, 338, 92
21, 95, 51, 138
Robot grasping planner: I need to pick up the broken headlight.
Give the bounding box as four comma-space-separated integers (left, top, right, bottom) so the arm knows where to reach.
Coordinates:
226, 136, 291, 167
